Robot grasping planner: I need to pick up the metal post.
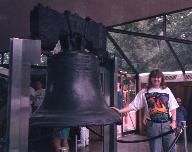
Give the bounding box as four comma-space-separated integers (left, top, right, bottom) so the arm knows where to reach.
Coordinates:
75, 135, 78, 152
7, 38, 41, 152
182, 121, 188, 152
101, 65, 117, 152
109, 57, 118, 152
102, 126, 110, 152
109, 125, 117, 152
100, 57, 118, 152
168, 128, 183, 152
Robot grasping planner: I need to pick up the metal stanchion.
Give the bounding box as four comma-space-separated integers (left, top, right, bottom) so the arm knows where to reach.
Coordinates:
168, 121, 188, 152
75, 135, 78, 152
168, 127, 182, 152
181, 121, 188, 152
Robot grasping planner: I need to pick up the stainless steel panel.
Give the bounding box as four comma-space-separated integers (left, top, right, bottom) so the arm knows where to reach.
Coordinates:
7, 38, 41, 152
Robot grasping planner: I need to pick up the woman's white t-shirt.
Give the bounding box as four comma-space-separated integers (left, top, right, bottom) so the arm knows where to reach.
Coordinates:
130, 87, 179, 121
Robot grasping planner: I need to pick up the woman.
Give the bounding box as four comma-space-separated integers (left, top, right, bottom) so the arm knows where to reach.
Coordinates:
112, 69, 178, 152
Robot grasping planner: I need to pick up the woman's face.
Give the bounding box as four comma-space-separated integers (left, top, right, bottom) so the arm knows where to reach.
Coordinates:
151, 76, 162, 88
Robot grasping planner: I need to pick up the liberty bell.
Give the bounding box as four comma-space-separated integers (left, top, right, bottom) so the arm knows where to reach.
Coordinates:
30, 50, 121, 127
30, 7, 121, 127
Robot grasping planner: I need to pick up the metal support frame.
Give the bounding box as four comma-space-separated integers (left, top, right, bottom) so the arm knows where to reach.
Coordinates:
7, 38, 41, 152
107, 32, 139, 75
107, 28, 192, 45
162, 14, 167, 37
109, 57, 118, 152
107, 8, 192, 74
107, 26, 192, 74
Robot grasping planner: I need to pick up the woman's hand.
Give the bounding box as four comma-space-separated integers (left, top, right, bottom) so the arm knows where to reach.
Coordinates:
110, 107, 121, 113
170, 121, 177, 130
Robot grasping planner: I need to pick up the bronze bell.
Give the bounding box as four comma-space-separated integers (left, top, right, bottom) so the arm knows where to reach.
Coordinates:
30, 51, 121, 127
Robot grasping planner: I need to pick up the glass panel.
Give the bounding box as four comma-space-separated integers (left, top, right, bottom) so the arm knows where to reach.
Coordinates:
170, 42, 192, 70
114, 16, 164, 35
167, 9, 192, 40
108, 32, 181, 73
107, 37, 136, 73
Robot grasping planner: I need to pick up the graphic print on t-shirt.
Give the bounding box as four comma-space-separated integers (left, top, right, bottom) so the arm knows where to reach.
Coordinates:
145, 92, 170, 122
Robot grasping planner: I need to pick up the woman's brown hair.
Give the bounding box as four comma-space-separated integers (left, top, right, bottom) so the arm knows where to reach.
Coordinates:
147, 69, 166, 91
